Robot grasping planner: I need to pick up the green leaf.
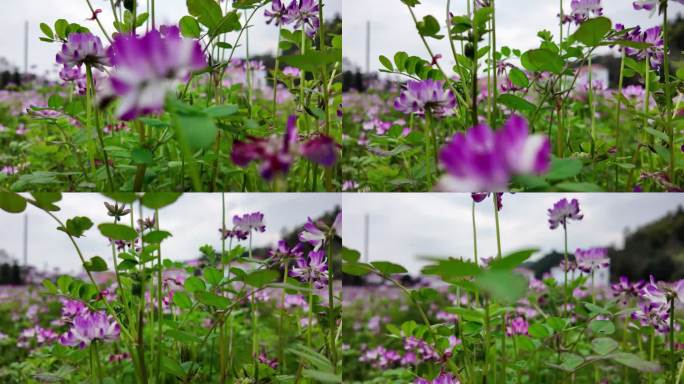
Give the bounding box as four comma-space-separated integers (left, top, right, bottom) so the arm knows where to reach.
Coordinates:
522, 48, 564, 74
546, 157, 583, 181
488, 248, 539, 271
179, 15, 201, 38
528, 323, 551, 338
176, 113, 217, 150
497, 94, 536, 113
416, 15, 442, 39
342, 262, 373, 276
172, 291, 192, 309
592, 337, 618, 356
588, 319, 615, 335
142, 230, 172, 243
205, 104, 239, 118
370, 261, 408, 275
560, 353, 584, 371
209, 11, 241, 36
341, 247, 361, 263
610, 353, 661, 372
40, 23, 54, 39
84, 256, 108, 272
421, 258, 481, 279
302, 370, 342, 383
30, 192, 62, 211
141, 193, 182, 209
0, 192, 27, 213
102, 193, 137, 204
572, 17, 611, 46
244, 270, 279, 288
58, 216, 94, 238
474, 270, 527, 304
160, 355, 186, 377
203, 266, 223, 286
184, 276, 206, 293
508, 67, 529, 88
57, 275, 73, 293
54, 19, 69, 39
187, 0, 223, 29
42, 279, 58, 294
555, 182, 602, 192
166, 328, 200, 344
194, 290, 229, 309
280, 51, 340, 72
131, 148, 154, 165
98, 223, 138, 241
379, 55, 393, 71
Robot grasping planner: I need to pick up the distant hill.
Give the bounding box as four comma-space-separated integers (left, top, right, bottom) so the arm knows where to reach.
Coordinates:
524, 206, 684, 282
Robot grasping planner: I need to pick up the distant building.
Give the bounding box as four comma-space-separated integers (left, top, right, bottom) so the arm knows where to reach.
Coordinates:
549, 260, 610, 287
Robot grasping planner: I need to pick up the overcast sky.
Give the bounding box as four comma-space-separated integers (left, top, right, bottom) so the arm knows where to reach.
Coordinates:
0, 0, 341, 76
343, 193, 684, 275
0, 193, 340, 274
343, 0, 684, 74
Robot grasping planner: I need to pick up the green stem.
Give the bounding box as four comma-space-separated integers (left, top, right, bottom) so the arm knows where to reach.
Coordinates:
491, 0, 497, 125
671, 298, 676, 384
249, 233, 259, 380
155, 209, 163, 383
85, 64, 114, 191
563, 223, 568, 317
663, 4, 675, 185
615, 50, 625, 190
588, 55, 596, 159
327, 239, 338, 371
272, 24, 282, 126
92, 341, 103, 384
424, 111, 433, 189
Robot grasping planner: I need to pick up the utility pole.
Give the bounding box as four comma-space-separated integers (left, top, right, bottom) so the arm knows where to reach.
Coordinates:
363, 214, 369, 263
366, 21, 372, 74
24, 21, 29, 75
23, 214, 28, 266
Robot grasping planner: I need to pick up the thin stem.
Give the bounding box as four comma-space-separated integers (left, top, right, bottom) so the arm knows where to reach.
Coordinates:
563, 222, 568, 317
491, 0, 497, 124
272, 25, 283, 126
327, 238, 337, 371
588, 54, 596, 158
671, 298, 676, 384
85, 0, 112, 44
663, 4, 675, 185
155, 209, 163, 383
615, 50, 626, 190
92, 341, 103, 384
424, 111, 433, 189
85, 64, 114, 191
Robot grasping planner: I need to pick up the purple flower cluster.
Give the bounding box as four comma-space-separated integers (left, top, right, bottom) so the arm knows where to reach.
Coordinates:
265, 0, 320, 37
107, 26, 207, 120
547, 198, 583, 230
633, 0, 684, 13
612, 276, 645, 304
290, 250, 328, 289
438, 115, 550, 191
17, 325, 58, 348
59, 310, 120, 348
394, 79, 457, 118
622, 25, 664, 69
563, 0, 603, 25
56, 32, 109, 70
506, 316, 529, 336
232, 115, 339, 180
415, 373, 461, 384
233, 212, 267, 234
574, 247, 609, 273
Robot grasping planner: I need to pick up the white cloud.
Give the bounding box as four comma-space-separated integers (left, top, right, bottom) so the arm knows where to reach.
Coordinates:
342, 193, 684, 274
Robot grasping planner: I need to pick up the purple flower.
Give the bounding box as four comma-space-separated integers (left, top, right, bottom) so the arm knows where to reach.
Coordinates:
56, 32, 109, 70
506, 316, 529, 336
414, 373, 461, 384
301, 134, 339, 167
61, 299, 89, 320
547, 198, 583, 230
438, 115, 550, 191
233, 212, 266, 234
107, 27, 206, 120
575, 247, 609, 273
232, 115, 298, 180
640, 275, 684, 304
264, 0, 293, 26
299, 217, 326, 250
332, 212, 342, 235
290, 250, 328, 289
633, 0, 684, 14
563, 0, 603, 25
631, 302, 670, 333
289, 0, 320, 37
623, 26, 664, 70
269, 240, 304, 266
59, 311, 120, 348
257, 352, 279, 369
394, 79, 457, 118
612, 276, 645, 304
282, 66, 301, 77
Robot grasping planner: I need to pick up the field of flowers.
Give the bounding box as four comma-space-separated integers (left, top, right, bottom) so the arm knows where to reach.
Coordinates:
0, 192, 341, 383
342, 193, 684, 383
0, 0, 341, 192
342, 0, 684, 192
